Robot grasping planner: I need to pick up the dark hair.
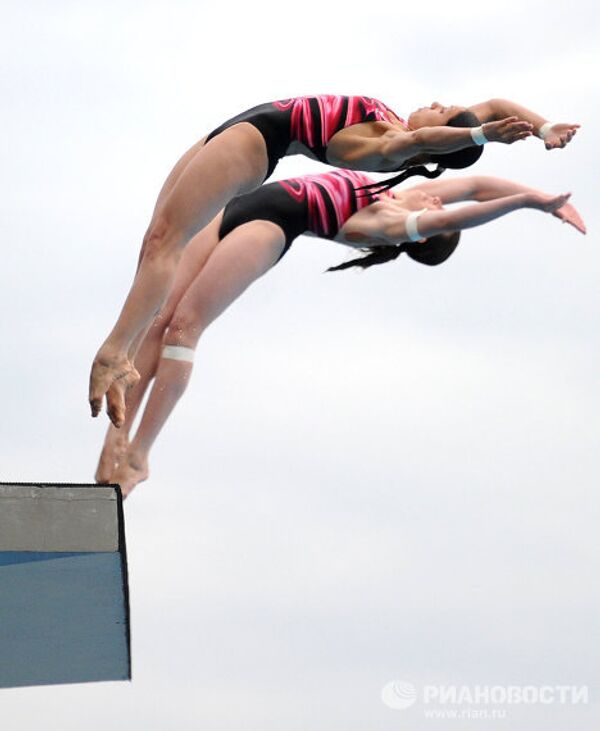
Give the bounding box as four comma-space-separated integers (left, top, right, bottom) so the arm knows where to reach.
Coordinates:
326, 232, 461, 272
354, 110, 483, 196
354, 163, 444, 197
430, 110, 483, 169
403, 231, 461, 265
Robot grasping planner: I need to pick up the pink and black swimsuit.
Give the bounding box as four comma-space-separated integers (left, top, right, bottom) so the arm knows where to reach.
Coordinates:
205, 95, 405, 181
218, 169, 394, 262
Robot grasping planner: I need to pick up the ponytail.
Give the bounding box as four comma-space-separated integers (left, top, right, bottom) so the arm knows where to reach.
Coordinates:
354, 164, 444, 197
327, 244, 407, 272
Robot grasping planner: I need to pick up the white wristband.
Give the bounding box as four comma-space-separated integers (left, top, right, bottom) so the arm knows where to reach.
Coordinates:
406, 208, 427, 242
539, 122, 554, 140
162, 345, 195, 363
470, 126, 488, 145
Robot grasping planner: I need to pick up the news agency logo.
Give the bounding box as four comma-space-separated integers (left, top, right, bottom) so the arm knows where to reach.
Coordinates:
380, 681, 418, 709
381, 681, 589, 711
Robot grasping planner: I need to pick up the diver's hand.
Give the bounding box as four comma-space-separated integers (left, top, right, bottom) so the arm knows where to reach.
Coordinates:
527, 191, 572, 213
541, 122, 580, 150
552, 201, 586, 233
482, 116, 533, 144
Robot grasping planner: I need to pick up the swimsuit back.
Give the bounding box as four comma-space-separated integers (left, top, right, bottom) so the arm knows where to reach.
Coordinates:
219, 169, 393, 262
205, 95, 406, 181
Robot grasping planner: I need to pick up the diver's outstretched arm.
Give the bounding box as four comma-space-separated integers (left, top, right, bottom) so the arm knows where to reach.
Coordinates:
342, 191, 577, 244
409, 176, 586, 233
412, 192, 573, 240
327, 117, 533, 168
469, 99, 580, 149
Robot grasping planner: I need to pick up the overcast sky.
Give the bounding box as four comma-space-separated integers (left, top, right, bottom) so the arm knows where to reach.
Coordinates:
1, 1, 599, 729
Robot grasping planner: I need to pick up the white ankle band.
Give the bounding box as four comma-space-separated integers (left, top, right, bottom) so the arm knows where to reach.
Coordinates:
406, 208, 427, 242
162, 345, 195, 363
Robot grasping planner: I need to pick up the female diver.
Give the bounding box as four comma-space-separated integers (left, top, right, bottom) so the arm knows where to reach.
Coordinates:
88, 94, 579, 427
93, 169, 586, 496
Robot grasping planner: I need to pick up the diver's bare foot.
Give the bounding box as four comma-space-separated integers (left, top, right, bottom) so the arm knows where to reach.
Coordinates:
113, 450, 149, 499
95, 427, 130, 484
89, 350, 140, 427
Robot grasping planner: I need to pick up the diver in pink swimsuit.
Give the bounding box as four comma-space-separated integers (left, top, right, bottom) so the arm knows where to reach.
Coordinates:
206, 95, 479, 182
93, 169, 585, 497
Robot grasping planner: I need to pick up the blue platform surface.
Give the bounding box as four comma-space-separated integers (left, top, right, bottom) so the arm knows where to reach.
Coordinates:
0, 484, 131, 688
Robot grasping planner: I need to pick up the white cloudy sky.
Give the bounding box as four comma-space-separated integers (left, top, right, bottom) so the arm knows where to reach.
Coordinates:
1, 0, 599, 728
